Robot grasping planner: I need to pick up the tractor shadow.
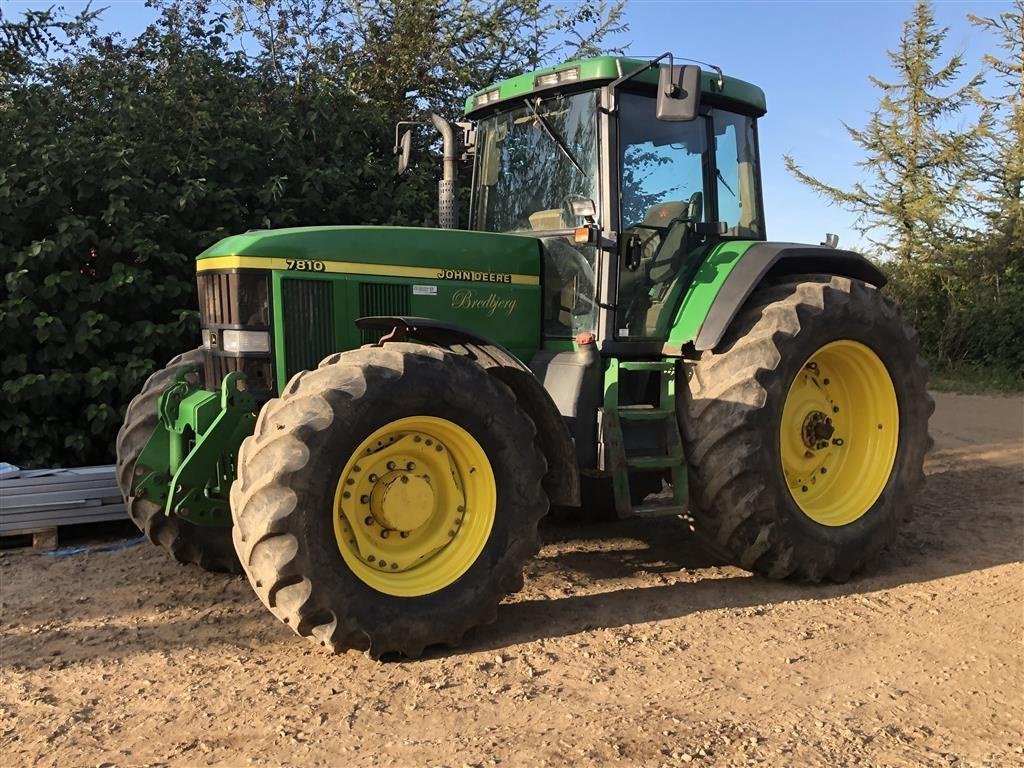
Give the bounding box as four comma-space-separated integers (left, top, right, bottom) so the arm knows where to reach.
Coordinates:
453, 453, 1023, 656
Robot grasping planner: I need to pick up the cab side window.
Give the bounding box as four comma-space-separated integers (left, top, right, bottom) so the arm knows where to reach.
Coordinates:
713, 111, 763, 239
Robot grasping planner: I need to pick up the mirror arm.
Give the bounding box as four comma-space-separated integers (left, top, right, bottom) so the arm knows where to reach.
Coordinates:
608, 52, 673, 114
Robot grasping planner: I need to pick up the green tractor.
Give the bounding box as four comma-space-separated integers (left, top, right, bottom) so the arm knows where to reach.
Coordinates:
116, 55, 932, 657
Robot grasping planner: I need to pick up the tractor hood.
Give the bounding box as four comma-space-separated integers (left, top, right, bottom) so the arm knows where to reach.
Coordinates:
196, 225, 541, 284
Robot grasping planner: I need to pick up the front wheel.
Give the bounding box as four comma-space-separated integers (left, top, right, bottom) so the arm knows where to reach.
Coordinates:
230, 343, 548, 657
679, 275, 932, 582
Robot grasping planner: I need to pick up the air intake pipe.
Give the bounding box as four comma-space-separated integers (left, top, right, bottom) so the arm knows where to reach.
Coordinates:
430, 113, 458, 229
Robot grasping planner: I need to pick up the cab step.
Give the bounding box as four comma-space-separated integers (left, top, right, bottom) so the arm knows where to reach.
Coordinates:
631, 501, 686, 519
599, 358, 688, 519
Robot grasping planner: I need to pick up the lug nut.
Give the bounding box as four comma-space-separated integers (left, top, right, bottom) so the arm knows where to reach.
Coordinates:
364, 516, 373, 526
407, 462, 415, 470
360, 495, 369, 504
342, 491, 351, 499
400, 531, 409, 538
369, 474, 378, 482
380, 530, 390, 539
387, 461, 396, 470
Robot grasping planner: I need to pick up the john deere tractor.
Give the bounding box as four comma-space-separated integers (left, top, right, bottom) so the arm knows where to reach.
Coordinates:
116, 55, 931, 657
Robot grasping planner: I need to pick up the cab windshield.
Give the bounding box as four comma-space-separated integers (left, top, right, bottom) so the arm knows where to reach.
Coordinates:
472, 92, 599, 233
472, 92, 601, 338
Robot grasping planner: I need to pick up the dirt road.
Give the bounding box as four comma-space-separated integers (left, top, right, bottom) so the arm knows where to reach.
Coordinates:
2, 392, 1022, 767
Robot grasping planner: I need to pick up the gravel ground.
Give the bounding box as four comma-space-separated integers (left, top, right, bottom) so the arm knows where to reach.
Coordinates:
1, 391, 1022, 767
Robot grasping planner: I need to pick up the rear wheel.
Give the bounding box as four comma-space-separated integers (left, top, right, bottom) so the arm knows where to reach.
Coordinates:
679, 275, 932, 581
115, 349, 240, 573
230, 343, 548, 657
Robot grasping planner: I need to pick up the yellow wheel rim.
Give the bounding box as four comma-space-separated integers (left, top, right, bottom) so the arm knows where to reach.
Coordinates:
780, 340, 899, 526
332, 416, 496, 597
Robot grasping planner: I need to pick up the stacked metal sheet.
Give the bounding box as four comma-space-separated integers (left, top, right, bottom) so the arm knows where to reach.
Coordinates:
0, 465, 128, 534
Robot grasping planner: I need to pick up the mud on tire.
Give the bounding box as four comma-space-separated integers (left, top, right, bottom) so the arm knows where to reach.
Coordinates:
230, 343, 549, 658
115, 349, 241, 573
678, 275, 933, 582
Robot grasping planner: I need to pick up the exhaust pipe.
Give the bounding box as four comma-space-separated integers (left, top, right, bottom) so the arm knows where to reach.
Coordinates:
430, 113, 458, 229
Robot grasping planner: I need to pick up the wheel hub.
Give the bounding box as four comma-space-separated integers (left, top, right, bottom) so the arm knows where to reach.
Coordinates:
370, 471, 434, 532
801, 410, 836, 450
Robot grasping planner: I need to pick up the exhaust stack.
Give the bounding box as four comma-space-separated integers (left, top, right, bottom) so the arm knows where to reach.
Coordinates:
394, 113, 459, 229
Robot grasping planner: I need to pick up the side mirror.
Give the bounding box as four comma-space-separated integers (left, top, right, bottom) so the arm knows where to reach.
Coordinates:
395, 129, 412, 176
656, 64, 701, 122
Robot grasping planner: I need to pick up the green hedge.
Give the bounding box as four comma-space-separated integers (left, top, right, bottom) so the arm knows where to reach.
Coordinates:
881, 248, 1024, 385
0, 18, 435, 468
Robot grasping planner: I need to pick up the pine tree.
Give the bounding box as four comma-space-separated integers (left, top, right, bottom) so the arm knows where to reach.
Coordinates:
968, 0, 1024, 254
785, 1, 984, 264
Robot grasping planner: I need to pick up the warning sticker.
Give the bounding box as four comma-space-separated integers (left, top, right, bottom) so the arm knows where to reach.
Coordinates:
412, 285, 438, 296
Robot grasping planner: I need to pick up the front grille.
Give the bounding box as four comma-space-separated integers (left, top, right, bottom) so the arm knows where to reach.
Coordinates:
359, 282, 410, 344
197, 271, 273, 395
197, 272, 270, 327
282, 278, 336, 377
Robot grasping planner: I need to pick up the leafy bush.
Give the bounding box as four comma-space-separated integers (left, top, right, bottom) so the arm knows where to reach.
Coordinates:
882, 241, 1024, 384
0, 10, 433, 467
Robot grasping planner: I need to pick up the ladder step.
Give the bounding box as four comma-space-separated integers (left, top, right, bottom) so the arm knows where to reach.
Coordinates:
630, 502, 687, 518
618, 407, 674, 421
618, 361, 677, 372
626, 455, 682, 469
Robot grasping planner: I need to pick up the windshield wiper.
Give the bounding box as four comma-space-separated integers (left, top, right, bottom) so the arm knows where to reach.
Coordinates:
524, 97, 587, 178
716, 169, 736, 197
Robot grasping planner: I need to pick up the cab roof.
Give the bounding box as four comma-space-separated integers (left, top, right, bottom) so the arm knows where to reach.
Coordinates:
464, 55, 767, 118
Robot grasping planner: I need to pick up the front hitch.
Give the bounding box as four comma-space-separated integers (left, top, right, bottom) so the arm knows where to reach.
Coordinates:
134, 370, 257, 526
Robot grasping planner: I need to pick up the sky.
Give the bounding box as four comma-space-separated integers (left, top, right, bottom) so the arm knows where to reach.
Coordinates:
3, 0, 1010, 250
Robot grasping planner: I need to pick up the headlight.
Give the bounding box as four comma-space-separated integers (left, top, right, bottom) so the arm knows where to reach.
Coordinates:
534, 66, 580, 88
221, 330, 271, 354
473, 88, 501, 108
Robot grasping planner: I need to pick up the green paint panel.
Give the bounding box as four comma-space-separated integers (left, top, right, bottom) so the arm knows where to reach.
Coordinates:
198, 225, 541, 278
666, 240, 760, 348
465, 56, 767, 117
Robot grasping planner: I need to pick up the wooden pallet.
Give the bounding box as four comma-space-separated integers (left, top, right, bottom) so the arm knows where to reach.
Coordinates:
0, 526, 58, 552
0, 465, 127, 535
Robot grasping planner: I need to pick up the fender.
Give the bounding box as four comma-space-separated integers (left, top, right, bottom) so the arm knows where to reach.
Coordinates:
355, 316, 581, 507
694, 243, 886, 351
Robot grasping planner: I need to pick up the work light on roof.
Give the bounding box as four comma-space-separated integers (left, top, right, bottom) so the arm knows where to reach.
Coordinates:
534, 66, 580, 88
473, 88, 501, 108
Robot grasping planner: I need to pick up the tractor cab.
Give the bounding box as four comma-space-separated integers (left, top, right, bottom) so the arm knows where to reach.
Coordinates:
461, 55, 767, 351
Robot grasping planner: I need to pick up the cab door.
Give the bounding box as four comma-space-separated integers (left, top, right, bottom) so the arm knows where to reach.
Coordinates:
615, 92, 713, 342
